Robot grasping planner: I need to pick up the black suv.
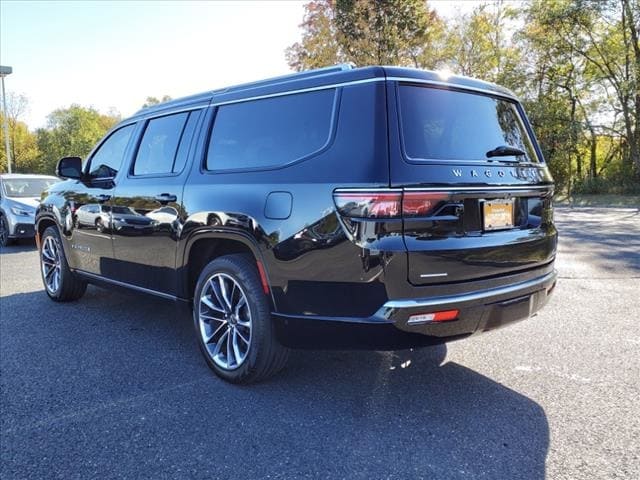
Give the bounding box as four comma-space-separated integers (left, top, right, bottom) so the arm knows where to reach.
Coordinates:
37, 65, 557, 383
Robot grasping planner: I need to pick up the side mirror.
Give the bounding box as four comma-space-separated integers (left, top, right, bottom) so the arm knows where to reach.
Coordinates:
56, 157, 83, 179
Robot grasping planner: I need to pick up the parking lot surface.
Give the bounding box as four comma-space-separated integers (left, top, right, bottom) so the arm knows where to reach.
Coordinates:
1, 207, 639, 479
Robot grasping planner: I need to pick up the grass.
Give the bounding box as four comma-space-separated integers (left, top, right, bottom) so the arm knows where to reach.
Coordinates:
554, 194, 640, 208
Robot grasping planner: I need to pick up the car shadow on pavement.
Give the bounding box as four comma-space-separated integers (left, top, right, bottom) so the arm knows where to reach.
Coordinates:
0, 239, 37, 255
1, 287, 549, 479
266, 347, 549, 479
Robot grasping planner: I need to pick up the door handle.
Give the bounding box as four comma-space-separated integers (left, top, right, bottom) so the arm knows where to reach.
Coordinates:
155, 193, 177, 203
97, 194, 111, 203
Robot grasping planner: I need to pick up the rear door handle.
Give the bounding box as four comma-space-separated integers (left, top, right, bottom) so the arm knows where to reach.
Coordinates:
155, 193, 177, 203
97, 194, 111, 203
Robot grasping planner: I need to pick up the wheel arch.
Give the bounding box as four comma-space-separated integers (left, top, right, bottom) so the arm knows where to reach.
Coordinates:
180, 229, 276, 309
35, 214, 59, 249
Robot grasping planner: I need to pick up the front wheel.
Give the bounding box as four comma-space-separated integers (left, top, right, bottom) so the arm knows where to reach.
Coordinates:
0, 215, 14, 247
193, 254, 289, 384
40, 226, 87, 301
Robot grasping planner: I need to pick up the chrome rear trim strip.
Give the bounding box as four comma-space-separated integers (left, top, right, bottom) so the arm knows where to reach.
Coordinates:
383, 271, 557, 310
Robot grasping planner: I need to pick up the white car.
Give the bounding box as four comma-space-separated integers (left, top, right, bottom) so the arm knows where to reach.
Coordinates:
0, 173, 60, 246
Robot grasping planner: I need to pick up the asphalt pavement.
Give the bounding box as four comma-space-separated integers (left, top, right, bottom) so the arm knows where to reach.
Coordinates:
1, 206, 639, 479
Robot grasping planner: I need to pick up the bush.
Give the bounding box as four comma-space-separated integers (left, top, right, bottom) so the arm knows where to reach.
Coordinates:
573, 176, 640, 195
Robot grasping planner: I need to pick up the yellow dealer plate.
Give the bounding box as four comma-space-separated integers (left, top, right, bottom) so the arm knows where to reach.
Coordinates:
483, 199, 514, 231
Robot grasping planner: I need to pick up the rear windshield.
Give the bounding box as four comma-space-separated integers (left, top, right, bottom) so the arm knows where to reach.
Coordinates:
398, 84, 539, 163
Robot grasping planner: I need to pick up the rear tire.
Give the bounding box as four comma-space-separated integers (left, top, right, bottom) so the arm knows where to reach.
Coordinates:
0, 215, 14, 247
193, 254, 289, 384
40, 226, 87, 302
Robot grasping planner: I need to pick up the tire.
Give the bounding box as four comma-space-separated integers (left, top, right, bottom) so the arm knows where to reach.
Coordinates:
0, 215, 14, 247
193, 254, 289, 384
95, 218, 104, 233
40, 226, 87, 302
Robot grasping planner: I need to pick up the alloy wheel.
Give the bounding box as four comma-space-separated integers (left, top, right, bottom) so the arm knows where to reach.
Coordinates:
0, 217, 8, 245
41, 235, 62, 293
198, 273, 252, 370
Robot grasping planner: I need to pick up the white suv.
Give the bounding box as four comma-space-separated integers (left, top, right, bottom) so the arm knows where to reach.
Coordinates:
0, 174, 60, 246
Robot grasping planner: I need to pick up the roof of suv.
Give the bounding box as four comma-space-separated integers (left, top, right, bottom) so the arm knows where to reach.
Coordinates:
131, 65, 518, 121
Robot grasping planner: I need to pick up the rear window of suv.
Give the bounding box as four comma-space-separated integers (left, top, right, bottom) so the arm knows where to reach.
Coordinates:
206, 89, 336, 171
398, 84, 539, 163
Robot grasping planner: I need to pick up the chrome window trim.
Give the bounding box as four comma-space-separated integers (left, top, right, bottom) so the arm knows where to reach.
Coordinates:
141, 104, 208, 121
387, 76, 518, 101
206, 76, 519, 108
210, 77, 383, 107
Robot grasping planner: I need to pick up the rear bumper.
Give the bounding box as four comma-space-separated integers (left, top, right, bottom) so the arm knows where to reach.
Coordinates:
273, 270, 557, 349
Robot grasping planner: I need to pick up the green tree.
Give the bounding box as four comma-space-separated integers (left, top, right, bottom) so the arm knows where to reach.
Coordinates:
286, 0, 445, 71
0, 94, 41, 173
35, 105, 120, 175
445, 2, 524, 88
141, 95, 172, 109
528, 0, 640, 178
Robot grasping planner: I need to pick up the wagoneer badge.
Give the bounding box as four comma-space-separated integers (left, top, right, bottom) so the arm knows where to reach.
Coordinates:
452, 168, 542, 181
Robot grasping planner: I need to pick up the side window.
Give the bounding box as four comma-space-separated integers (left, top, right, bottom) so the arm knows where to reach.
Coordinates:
206, 89, 336, 171
133, 111, 195, 176
88, 124, 135, 179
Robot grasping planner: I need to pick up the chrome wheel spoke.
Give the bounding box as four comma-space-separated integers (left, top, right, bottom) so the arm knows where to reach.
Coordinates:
41, 236, 63, 294
198, 272, 252, 370
212, 328, 229, 358
209, 279, 228, 313
226, 328, 234, 366
232, 329, 242, 365
201, 295, 225, 314
218, 276, 233, 312
202, 321, 227, 344
234, 295, 246, 317
200, 312, 226, 323
235, 328, 250, 346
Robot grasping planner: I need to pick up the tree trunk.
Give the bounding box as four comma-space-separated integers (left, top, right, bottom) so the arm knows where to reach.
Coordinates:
589, 133, 598, 179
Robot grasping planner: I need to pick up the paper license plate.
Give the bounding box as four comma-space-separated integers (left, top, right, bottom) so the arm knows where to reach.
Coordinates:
483, 199, 514, 231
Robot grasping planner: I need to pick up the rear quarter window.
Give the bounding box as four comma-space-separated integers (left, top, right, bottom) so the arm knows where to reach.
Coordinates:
398, 84, 539, 163
206, 89, 337, 171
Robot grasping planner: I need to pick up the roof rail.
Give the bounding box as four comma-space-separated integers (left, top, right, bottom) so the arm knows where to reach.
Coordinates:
133, 64, 357, 117
213, 63, 356, 96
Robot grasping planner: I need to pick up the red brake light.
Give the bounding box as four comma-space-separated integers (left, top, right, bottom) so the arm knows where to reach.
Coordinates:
334, 189, 452, 219
333, 191, 402, 219
402, 192, 451, 217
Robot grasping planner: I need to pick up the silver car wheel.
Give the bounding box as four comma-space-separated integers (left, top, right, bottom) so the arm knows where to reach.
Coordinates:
41, 235, 62, 293
198, 273, 252, 370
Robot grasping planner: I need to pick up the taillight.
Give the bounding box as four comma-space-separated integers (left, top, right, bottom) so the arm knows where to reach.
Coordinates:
333, 189, 451, 219
402, 191, 451, 217
333, 191, 402, 219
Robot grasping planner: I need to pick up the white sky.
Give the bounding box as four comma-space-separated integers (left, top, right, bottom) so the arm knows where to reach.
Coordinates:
1, 0, 498, 129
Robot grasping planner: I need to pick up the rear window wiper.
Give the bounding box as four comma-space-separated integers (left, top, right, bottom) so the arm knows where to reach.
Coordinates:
486, 145, 526, 158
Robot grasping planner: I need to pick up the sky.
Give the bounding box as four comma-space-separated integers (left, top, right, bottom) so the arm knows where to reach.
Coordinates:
1, 0, 490, 130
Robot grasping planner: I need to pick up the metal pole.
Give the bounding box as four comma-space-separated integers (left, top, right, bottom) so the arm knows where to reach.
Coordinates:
1, 75, 11, 173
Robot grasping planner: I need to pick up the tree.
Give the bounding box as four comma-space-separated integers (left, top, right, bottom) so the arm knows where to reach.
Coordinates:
529, 0, 640, 177
35, 105, 120, 175
141, 95, 172, 109
0, 93, 40, 173
445, 2, 524, 88
286, 1, 343, 71
286, 0, 445, 71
